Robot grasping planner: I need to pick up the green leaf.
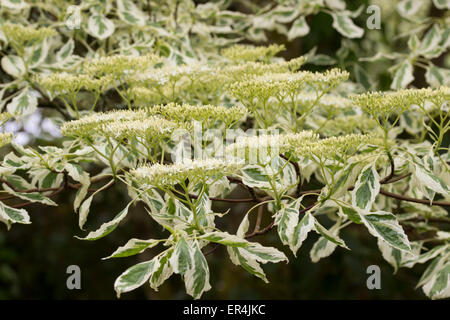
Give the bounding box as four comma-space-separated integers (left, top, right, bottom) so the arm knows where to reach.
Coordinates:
6, 89, 38, 117
198, 231, 249, 247
331, 13, 364, 39
104, 238, 160, 259
87, 15, 115, 40
2, 0, 28, 10
0, 201, 31, 229
76, 202, 132, 240
314, 220, 348, 249
170, 237, 193, 275
184, 241, 211, 299
351, 163, 380, 211
425, 65, 449, 88
433, 0, 450, 9
291, 211, 316, 254
287, 16, 309, 40
1, 55, 25, 78
414, 163, 449, 196
117, 0, 147, 26
56, 39, 74, 62
2, 183, 57, 206
397, 0, 423, 17
422, 262, 450, 299
419, 25, 442, 57
149, 249, 174, 291
114, 258, 160, 297
310, 236, 337, 263
360, 210, 411, 252
390, 60, 414, 89
339, 205, 362, 224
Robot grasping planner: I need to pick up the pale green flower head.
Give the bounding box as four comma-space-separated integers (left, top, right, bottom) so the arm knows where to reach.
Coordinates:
225, 131, 319, 164
289, 133, 381, 160
99, 117, 180, 141
351, 87, 449, 117
145, 103, 247, 125
61, 110, 147, 137
36, 73, 112, 95
318, 115, 379, 136
0, 132, 13, 148
222, 44, 286, 62
1, 23, 56, 46
0, 112, 12, 125
84, 54, 161, 77
228, 68, 349, 103
130, 158, 243, 188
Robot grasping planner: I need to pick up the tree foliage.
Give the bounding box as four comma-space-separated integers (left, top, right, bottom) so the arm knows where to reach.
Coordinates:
0, 0, 449, 300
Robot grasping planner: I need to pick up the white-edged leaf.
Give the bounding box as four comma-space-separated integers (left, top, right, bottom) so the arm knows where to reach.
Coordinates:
114, 258, 160, 297
170, 237, 193, 275
419, 25, 442, 57
310, 236, 337, 263
184, 241, 211, 299
397, 0, 423, 17
390, 60, 414, 89
433, 0, 450, 9
199, 231, 250, 247
425, 65, 449, 88
87, 15, 115, 40
1, 0, 28, 10
414, 163, 449, 196
331, 13, 364, 39
1, 55, 25, 78
76, 202, 132, 240
287, 16, 310, 40
422, 262, 450, 299
149, 248, 174, 291
2, 183, 57, 206
0, 201, 31, 229
351, 163, 380, 211
6, 89, 38, 117
56, 39, 75, 62
117, 0, 147, 26
360, 210, 411, 252
104, 238, 160, 259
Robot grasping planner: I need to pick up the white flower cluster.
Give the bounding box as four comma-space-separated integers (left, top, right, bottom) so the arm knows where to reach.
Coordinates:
145, 103, 247, 124
130, 158, 243, 188
222, 44, 285, 62
0, 132, 13, 148
228, 68, 349, 102
36, 73, 112, 95
1, 23, 55, 45
225, 131, 319, 163
351, 87, 450, 116
61, 110, 147, 137
83, 54, 161, 77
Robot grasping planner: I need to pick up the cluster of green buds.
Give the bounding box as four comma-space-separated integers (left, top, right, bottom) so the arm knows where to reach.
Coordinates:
222, 44, 286, 62
36, 73, 113, 95
130, 158, 243, 189
351, 87, 450, 118
285, 133, 381, 160
61, 110, 147, 138
83, 54, 161, 77
0, 113, 12, 125
144, 103, 247, 126
228, 68, 349, 103
1, 23, 56, 47
0, 132, 13, 148
317, 115, 380, 136
225, 131, 319, 164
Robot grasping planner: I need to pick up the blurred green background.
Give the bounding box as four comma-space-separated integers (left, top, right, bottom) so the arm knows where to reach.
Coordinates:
0, 0, 445, 299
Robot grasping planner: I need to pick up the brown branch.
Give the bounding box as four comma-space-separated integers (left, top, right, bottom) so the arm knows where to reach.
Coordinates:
379, 189, 450, 207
